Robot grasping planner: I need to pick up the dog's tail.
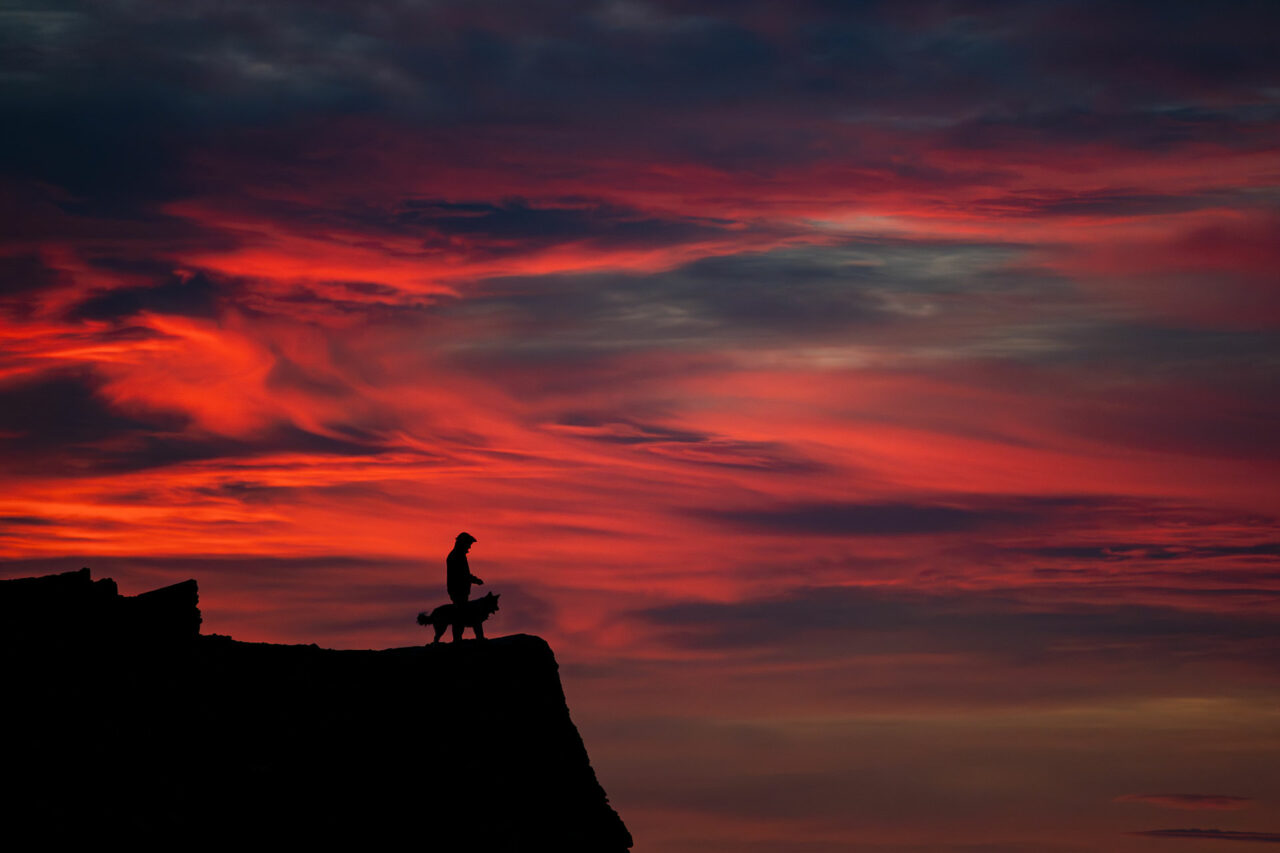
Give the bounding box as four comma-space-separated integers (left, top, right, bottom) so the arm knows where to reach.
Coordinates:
416, 611, 430, 626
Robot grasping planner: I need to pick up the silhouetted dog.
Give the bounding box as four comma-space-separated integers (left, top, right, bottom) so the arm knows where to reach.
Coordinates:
417, 592, 500, 642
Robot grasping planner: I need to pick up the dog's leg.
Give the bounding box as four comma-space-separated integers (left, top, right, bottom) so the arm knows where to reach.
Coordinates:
433, 621, 444, 643
474, 622, 485, 640
452, 620, 464, 642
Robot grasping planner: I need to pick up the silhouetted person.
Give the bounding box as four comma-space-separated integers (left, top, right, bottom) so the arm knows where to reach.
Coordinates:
446, 532, 483, 640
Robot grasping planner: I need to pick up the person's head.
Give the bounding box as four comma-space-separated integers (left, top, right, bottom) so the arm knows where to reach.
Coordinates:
455, 531, 476, 553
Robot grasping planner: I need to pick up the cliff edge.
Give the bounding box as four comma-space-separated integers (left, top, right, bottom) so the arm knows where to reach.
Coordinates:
0, 569, 632, 851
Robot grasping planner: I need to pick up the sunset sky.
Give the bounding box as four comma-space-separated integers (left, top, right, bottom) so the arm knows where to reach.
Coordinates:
3, 2, 1279, 850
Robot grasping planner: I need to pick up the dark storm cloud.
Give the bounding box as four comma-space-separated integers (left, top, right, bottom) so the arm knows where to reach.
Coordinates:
631, 584, 1280, 664
0, 368, 390, 475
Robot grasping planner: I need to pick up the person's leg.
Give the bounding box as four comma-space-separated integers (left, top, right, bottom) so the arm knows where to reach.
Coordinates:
448, 596, 467, 642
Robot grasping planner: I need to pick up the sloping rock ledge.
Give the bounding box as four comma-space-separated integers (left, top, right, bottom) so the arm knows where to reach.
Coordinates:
0, 568, 632, 851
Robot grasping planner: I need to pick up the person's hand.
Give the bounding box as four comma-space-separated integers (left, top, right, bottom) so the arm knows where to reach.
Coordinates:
474, 576, 484, 585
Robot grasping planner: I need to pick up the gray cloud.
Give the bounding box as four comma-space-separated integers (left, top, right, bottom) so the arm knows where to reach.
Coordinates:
1126, 828, 1280, 843
8, 0, 1277, 218
428, 239, 1037, 363
631, 584, 1280, 666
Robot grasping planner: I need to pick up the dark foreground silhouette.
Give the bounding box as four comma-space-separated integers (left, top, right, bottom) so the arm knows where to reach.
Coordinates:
448, 530, 484, 605
419, 590, 501, 641
0, 569, 632, 852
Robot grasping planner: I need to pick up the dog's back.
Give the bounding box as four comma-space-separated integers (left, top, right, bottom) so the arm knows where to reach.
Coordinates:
417, 593, 500, 642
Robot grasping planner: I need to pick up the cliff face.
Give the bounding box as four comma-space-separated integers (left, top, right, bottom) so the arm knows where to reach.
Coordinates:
0, 569, 632, 852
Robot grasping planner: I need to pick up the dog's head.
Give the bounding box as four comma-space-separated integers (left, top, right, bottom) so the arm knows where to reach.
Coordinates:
480, 591, 500, 613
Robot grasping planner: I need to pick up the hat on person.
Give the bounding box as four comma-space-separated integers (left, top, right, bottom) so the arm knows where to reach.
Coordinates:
456, 531, 477, 543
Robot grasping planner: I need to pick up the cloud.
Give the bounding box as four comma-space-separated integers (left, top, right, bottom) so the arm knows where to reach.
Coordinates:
944, 106, 1280, 153
1044, 324, 1280, 378
1025, 543, 1280, 562
546, 414, 821, 472
2, 5, 1279, 851
0, 252, 64, 296
697, 501, 1012, 535
1115, 794, 1254, 811
396, 199, 739, 255
0, 368, 177, 450
0, 516, 55, 526
966, 188, 1246, 218
1126, 828, 1280, 843
631, 584, 1280, 667
65, 270, 225, 321
0, 515, 58, 539
0, 368, 391, 475
693, 495, 1118, 537
3, 0, 1277, 255
425, 239, 1041, 367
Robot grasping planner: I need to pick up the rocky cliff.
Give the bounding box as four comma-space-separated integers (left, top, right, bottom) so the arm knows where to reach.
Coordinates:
0, 568, 632, 851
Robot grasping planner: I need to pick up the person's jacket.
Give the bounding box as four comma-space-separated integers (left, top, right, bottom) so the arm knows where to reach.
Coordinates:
447, 548, 481, 603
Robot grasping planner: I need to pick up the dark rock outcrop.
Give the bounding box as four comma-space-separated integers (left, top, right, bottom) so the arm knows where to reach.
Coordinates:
0, 569, 632, 851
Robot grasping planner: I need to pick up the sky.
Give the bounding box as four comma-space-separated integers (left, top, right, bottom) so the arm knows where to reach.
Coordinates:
2, 1, 1279, 850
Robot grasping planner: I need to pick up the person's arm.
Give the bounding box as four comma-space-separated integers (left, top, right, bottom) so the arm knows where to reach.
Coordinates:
470, 573, 484, 585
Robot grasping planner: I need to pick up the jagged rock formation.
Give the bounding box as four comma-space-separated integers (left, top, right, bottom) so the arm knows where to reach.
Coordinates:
0, 569, 632, 851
